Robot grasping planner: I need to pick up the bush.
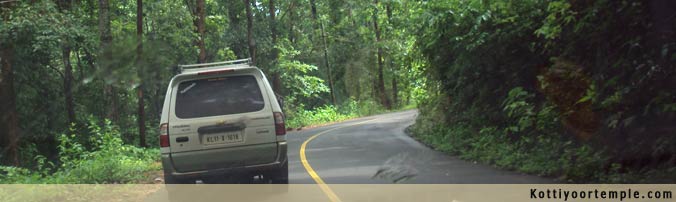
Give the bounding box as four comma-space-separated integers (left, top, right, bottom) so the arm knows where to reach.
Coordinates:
286, 105, 356, 128
411, 86, 676, 182
284, 97, 398, 129
410, 121, 608, 182
413, 0, 676, 183
0, 118, 160, 184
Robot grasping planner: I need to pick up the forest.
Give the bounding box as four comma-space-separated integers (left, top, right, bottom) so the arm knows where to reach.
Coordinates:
0, 0, 674, 183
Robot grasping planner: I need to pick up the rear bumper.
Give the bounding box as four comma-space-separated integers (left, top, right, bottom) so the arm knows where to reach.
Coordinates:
162, 141, 287, 181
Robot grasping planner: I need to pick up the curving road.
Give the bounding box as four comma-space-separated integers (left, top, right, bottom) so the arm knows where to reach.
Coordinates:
146, 110, 552, 202
287, 110, 552, 184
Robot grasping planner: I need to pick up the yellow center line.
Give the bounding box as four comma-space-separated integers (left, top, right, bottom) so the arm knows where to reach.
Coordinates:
299, 118, 380, 202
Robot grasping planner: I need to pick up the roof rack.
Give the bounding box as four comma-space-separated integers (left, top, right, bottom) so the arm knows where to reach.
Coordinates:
178, 58, 251, 73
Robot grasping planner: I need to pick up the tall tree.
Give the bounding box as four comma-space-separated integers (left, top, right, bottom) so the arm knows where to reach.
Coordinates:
244, 0, 256, 65
99, 0, 118, 121
137, 0, 146, 147
372, 0, 390, 109
195, 0, 207, 63
309, 0, 336, 105
0, 46, 19, 167
386, 2, 398, 107
62, 46, 76, 123
286, 0, 297, 44
391, 73, 398, 107
227, 0, 245, 57
0, 1, 20, 166
269, 0, 282, 93
56, 0, 76, 124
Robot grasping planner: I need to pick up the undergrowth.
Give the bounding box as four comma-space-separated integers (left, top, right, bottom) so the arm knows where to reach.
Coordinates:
0, 118, 160, 184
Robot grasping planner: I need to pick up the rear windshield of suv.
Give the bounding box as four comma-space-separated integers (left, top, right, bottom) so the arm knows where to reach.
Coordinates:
175, 75, 265, 119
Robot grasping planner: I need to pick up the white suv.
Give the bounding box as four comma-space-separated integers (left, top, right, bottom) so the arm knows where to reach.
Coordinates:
159, 59, 288, 184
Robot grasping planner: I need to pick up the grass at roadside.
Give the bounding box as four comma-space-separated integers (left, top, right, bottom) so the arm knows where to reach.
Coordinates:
0, 119, 161, 184
286, 105, 357, 129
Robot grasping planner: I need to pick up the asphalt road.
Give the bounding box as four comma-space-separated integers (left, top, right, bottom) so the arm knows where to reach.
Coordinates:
146, 110, 551, 201
288, 109, 552, 184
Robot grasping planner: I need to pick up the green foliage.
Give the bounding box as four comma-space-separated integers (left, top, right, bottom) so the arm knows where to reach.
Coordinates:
502, 87, 536, 134
413, 81, 671, 183
277, 40, 330, 100
413, 0, 676, 182
5, 0, 672, 184
0, 118, 159, 184
285, 98, 392, 129
411, 120, 610, 182
286, 105, 354, 129
535, 0, 576, 41
2, 0, 426, 180
417, 0, 548, 128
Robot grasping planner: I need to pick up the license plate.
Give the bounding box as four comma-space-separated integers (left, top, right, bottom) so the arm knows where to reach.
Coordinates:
203, 131, 243, 145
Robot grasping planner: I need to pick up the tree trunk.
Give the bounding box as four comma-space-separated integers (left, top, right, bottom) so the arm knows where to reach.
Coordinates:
309, 0, 318, 27
268, 0, 283, 95
227, 0, 241, 28
348, 7, 356, 27
372, 73, 378, 100
62, 46, 76, 124
0, 40, 20, 167
196, 0, 206, 63
186, 0, 206, 63
58, 0, 76, 124
287, 0, 296, 44
137, 0, 147, 147
244, 0, 256, 65
355, 75, 361, 101
309, 0, 336, 105
386, 2, 397, 108
406, 91, 410, 105
386, 2, 393, 23
391, 76, 398, 108
226, 0, 246, 58
76, 49, 84, 81
373, 0, 390, 109
321, 27, 336, 105
99, 0, 118, 122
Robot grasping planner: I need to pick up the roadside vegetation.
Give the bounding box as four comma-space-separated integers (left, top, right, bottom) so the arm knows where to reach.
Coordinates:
286, 100, 416, 129
410, 0, 675, 183
0, 0, 420, 182
0, 117, 159, 183
1, 0, 673, 184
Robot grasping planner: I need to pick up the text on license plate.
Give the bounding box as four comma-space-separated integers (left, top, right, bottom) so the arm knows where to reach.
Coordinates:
203, 132, 243, 145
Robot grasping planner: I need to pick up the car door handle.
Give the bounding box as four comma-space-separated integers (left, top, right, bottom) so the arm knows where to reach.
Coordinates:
176, 137, 189, 142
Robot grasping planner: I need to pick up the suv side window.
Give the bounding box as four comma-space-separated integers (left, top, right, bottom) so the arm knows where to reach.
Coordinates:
175, 75, 265, 119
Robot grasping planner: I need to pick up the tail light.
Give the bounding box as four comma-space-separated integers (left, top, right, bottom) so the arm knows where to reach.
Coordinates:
159, 123, 170, 147
273, 112, 286, 136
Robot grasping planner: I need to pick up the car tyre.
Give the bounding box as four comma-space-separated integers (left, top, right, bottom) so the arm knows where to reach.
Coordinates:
164, 174, 180, 184
270, 162, 288, 184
